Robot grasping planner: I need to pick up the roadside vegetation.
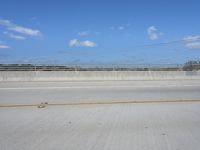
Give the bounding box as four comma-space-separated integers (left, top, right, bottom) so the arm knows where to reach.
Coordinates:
0, 60, 200, 71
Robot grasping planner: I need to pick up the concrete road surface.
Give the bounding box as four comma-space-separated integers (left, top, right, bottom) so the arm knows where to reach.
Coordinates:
0, 103, 200, 150
0, 80, 200, 105
0, 80, 200, 150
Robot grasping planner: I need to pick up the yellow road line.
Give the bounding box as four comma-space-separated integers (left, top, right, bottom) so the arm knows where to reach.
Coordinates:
0, 104, 38, 108
0, 99, 200, 108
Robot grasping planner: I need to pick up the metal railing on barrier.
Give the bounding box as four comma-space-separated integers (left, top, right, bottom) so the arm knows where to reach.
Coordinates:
0, 64, 199, 71
0, 64, 183, 71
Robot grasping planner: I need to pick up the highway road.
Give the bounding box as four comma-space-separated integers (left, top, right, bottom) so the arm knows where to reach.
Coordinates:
1, 102, 200, 150
0, 80, 200, 105
1, 80, 200, 150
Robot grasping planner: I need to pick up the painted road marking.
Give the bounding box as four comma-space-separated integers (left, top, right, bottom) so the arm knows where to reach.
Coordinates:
0, 99, 200, 108
0, 84, 200, 90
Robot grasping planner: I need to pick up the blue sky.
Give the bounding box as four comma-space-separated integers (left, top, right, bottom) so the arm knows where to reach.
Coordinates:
0, 0, 200, 64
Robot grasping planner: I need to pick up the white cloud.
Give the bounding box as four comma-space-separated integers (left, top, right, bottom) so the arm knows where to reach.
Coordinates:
184, 36, 200, 49
0, 19, 41, 37
184, 36, 200, 42
82, 40, 97, 47
110, 24, 131, 31
118, 26, 125, 30
0, 44, 10, 49
4, 32, 26, 40
69, 39, 97, 47
147, 26, 162, 40
185, 42, 200, 49
8, 26, 41, 36
9, 34, 26, 40
78, 31, 90, 36
69, 39, 79, 47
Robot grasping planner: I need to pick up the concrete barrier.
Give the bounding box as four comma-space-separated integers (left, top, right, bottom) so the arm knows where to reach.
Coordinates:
0, 71, 200, 81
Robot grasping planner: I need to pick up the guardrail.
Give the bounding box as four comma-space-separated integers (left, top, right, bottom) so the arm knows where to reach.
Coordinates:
0, 64, 187, 71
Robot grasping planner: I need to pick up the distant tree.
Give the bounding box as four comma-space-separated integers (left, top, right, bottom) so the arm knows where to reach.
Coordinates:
183, 60, 200, 71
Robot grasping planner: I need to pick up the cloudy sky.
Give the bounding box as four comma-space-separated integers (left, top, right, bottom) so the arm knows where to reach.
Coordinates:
0, 0, 200, 64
